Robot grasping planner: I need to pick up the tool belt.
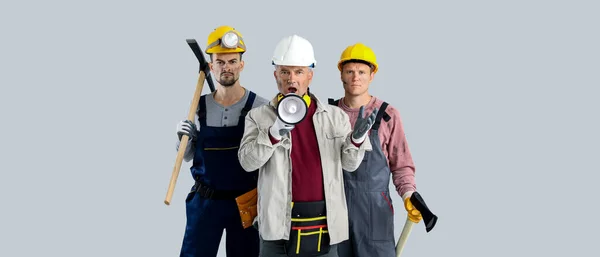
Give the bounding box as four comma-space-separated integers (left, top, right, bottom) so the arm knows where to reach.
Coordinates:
285, 201, 330, 257
191, 180, 246, 200
235, 187, 258, 229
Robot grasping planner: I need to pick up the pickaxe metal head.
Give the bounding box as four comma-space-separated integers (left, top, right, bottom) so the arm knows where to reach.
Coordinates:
186, 39, 215, 92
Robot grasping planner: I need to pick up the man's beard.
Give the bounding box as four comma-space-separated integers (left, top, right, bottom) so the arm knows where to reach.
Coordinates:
218, 73, 238, 87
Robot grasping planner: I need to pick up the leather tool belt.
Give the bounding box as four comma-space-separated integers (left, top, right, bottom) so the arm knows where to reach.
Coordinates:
192, 180, 258, 229
285, 201, 330, 257
235, 187, 258, 229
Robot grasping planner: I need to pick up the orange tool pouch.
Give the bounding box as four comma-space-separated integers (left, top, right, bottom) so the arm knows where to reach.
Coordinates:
285, 201, 330, 256
235, 187, 258, 229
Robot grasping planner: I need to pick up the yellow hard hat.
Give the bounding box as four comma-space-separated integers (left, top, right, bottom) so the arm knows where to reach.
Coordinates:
205, 25, 246, 54
337, 43, 378, 73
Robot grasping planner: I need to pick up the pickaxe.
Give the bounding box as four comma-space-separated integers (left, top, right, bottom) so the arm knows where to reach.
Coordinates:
396, 191, 438, 256
164, 39, 216, 205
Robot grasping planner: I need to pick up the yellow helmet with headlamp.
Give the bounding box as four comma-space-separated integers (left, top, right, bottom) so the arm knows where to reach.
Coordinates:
205, 25, 246, 54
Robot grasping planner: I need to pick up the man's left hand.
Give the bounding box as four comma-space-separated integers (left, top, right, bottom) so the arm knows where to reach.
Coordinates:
403, 191, 423, 223
352, 106, 378, 143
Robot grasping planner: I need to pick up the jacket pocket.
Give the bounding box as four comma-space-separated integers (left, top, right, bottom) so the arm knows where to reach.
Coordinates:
370, 191, 394, 241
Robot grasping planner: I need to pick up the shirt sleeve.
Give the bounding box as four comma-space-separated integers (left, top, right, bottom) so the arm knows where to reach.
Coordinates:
238, 109, 280, 172
387, 109, 417, 197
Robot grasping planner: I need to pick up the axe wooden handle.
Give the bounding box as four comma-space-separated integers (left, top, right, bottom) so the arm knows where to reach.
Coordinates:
395, 216, 414, 257
164, 70, 206, 205
395, 191, 438, 256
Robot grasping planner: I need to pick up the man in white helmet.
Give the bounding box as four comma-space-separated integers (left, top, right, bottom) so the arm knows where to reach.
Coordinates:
237, 35, 378, 257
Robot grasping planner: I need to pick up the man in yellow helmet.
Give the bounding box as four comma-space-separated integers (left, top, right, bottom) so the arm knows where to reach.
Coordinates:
176, 25, 269, 257
328, 43, 422, 257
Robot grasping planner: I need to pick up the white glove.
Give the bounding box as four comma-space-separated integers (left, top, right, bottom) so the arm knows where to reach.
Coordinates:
177, 120, 198, 141
269, 117, 294, 140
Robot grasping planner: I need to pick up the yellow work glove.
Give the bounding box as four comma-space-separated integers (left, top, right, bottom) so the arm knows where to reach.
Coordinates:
403, 191, 423, 223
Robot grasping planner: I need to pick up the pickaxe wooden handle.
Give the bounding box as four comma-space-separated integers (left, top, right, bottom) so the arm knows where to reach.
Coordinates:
164, 39, 214, 205
395, 191, 438, 256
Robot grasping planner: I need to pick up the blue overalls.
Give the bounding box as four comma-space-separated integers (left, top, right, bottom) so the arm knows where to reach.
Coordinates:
180, 92, 259, 257
329, 99, 395, 257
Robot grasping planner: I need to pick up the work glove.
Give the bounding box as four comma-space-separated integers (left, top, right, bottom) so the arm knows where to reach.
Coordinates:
176, 120, 198, 141
403, 191, 423, 223
269, 117, 294, 140
351, 106, 378, 144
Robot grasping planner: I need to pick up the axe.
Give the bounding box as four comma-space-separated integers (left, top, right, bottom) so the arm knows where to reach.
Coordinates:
395, 191, 438, 257
164, 39, 215, 205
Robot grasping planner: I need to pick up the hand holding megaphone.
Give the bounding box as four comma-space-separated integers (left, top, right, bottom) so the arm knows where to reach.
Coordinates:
270, 93, 308, 140
269, 117, 295, 139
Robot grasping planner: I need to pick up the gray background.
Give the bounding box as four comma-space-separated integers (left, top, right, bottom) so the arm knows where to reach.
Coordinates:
1, 0, 598, 256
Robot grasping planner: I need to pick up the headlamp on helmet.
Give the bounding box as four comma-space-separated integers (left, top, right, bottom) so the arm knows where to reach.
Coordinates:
207, 30, 246, 51
221, 31, 240, 48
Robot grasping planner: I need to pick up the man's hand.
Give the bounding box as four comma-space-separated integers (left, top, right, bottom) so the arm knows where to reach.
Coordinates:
177, 120, 198, 141
252, 216, 259, 231
352, 106, 378, 143
403, 191, 423, 223
269, 117, 294, 140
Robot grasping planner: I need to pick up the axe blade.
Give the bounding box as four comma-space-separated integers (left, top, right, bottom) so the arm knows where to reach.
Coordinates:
410, 191, 438, 232
186, 39, 215, 92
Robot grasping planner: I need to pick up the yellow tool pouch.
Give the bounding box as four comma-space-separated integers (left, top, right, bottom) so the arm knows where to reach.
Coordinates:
235, 188, 258, 229
285, 201, 330, 257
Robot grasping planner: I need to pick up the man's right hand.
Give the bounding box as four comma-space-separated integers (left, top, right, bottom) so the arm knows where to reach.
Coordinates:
177, 120, 198, 141
269, 117, 294, 140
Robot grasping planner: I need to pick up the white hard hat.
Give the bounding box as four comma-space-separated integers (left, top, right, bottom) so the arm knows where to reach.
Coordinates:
271, 35, 316, 68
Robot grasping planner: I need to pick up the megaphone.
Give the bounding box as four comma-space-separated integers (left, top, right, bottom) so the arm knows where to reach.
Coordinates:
277, 93, 308, 125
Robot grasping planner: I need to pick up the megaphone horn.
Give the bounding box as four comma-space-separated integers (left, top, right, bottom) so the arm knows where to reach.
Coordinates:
277, 94, 308, 125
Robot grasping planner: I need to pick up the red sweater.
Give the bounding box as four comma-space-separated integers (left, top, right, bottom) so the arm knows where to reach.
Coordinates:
270, 101, 324, 202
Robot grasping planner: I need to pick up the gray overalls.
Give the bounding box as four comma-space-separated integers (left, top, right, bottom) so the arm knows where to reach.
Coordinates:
329, 99, 395, 257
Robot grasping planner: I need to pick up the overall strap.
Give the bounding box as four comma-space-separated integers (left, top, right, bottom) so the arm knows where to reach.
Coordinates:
328, 98, 340, 106
240, 92, 258, 181
372, 102, 390, 131
240, 91, 256, 119
197, 95, 207, 127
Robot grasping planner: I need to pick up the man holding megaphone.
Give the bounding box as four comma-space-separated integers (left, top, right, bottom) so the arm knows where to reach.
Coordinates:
238, 35, 378, 257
